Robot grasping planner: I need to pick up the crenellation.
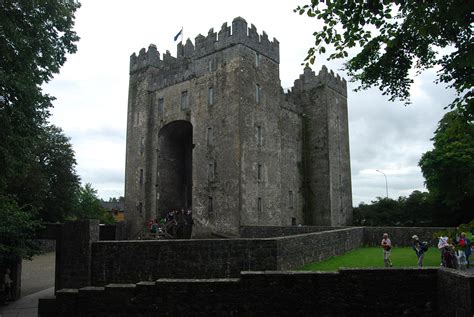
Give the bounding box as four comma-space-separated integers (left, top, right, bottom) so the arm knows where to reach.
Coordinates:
291, 65, 347, 97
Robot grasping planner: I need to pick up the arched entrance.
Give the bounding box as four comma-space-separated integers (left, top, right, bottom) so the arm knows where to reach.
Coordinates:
157, 120, 192, 217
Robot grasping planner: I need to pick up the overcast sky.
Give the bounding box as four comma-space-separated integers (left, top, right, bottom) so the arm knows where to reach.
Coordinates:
43, 0, 452, 206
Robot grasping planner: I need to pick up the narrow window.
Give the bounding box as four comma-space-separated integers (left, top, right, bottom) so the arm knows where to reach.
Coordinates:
257, 164, 262, 181
181, 91, 188, 110
257, 197, 262, 212
255, 52, 260, 67
207, 127, 213, 146
139, 168, 144, 185
158, 97, 164, 114
138, 202, 143, 214
288, 191, 294, 209
257, 126, 262, 146
291, 217, 297, 226
208, 59, 213, 72
208, 196, 213, 213
208, 162, 215, 181
208, 87, 214, 105
136, 112, 140, 125
255, 84, 261, 103
139, 136, 145, 155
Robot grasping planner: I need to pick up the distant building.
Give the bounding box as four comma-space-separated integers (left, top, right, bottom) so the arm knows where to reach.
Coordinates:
100, 201, 125, 222
124, 17, 352, 238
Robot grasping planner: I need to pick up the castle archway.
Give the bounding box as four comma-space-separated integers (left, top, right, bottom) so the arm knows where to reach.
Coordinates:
157, 120, 193, 217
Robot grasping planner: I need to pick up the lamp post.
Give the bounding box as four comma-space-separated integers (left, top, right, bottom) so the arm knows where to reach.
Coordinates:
376, 169, 388, 198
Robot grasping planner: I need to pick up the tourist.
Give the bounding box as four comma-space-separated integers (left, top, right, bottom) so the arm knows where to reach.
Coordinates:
456, 232, 470, 270
184, 208, 194, 239
380, 233, 393, 267
150, 219, 159, 237
412, 235, 428, 268
175, 208, 186, 239
3, 268, 12, 302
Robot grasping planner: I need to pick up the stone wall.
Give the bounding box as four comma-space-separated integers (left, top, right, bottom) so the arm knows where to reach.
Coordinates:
90, 238, 278, 285
47, 268, 474, 316
240, 225, 344, 238
275, 227, 364, 270
90, 227, 363, 285
363, 226, 448, 247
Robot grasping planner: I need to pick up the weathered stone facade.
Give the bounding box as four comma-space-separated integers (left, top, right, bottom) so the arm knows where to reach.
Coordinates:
124, 17, 352, 238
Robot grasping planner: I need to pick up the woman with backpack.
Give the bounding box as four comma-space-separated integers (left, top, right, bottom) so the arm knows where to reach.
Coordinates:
412, 235, 428, 268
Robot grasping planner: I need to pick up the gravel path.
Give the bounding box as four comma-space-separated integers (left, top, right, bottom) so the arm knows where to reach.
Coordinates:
21, 252, 55, 297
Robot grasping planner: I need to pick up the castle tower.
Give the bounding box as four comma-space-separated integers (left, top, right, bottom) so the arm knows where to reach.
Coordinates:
291, 66, 353, 226
124, 18, 352, 238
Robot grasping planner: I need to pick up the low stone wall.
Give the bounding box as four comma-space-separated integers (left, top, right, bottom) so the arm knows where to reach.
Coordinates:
240, 225, 343, 238
47, 268, 472, 316
275, 227, 364, 270
34, 239, 56, 253
363, 226, 450, 247
90, 227, 364, 285
91, 238, 278, 285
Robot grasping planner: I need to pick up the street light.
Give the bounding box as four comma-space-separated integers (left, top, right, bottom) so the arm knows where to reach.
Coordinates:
376, 169, 388, 198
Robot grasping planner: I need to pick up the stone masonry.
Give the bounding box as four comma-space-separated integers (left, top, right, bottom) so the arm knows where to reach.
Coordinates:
124, 17, 353, 238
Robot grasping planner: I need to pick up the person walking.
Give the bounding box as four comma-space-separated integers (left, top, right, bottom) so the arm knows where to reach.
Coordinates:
381, 233, 393, 267
412, 235, 427, 268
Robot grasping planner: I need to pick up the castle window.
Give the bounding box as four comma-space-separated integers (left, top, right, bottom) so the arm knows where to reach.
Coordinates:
257, 126, 262, 146
208, 161, 215, 181
208, 58, 216, 72
208, 87, 214, 105
257, 164, 262, 181
207, 127, 213, 146
158, 97, 164, 114
181, 91, 188, 110
255, 84, 261, 103
255, 52, 260, 67
139, 168, 144, 185
288, 191, 294, 209
136, 112, 140, 125
208, 196, 213, 213
139, 136, 145, 155
257, 197, 262, 212
138, 202, 143, 214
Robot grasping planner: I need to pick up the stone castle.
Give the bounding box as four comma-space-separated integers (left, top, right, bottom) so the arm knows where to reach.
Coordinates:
124, 17, 352, 237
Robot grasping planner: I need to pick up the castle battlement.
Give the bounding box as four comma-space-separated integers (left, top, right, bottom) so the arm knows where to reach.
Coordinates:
129, 44, 178, 74
292, 66, 347, 97
130, 17, 279, 75
185, 17, 279, 62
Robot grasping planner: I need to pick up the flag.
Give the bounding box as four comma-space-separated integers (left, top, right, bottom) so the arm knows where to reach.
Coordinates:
174, 28, 183, 42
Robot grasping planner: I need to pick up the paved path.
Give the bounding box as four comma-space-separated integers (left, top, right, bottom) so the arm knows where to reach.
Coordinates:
0, 288, 54, 317
21, 252, 55, 297
0, 252, 55, 317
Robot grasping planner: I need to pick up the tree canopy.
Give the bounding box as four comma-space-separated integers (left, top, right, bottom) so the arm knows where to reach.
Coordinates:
419, 110, 474, 224
0, 0, 81, 261
295, 1, 473, 118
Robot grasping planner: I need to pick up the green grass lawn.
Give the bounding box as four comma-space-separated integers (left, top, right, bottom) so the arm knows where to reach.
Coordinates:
299, 247, 441, 271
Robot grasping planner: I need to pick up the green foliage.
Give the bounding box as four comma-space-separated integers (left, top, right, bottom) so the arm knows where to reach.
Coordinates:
0, 1, 80, 259
0, 195, 42, 263
299, 247, 441, 271
419, 110, 474, 225
0, 0, 81, 193
73, 184, 115, 224
353, 190, 438, 226
8, 125, 81, 222
295, 1, 473, 118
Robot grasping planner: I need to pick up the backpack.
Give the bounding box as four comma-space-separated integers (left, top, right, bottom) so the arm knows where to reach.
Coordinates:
421, 242, 429, 252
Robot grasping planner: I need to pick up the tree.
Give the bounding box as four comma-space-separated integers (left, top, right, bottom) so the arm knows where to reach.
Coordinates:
0, 0, 81, 194
0, 195, 42, 263
0, 1, 80, 260
74, 184, 115, 224
419, 110, 474, 225
295, 1, 473, 118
